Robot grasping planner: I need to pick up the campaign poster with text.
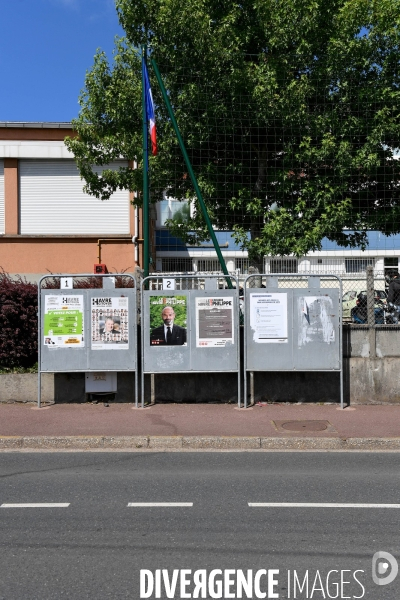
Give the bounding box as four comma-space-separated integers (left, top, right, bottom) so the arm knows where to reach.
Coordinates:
43, 295, 84, 347
149, 296, 187, 346
91, 296, 129, 350
196, 296, 234, 347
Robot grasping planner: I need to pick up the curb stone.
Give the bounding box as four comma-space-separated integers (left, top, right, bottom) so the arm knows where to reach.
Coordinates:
260, 437, 346, 450
1, 436, 400, 450
182, 436, 261, 449
0, 437, 23, 449
21, 436, 104, 450
148, 436, 183, 449
102, 436, 149, 449
345, 437, 400, 450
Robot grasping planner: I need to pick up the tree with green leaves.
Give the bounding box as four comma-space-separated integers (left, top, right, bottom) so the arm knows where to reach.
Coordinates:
66, 0, 400, 271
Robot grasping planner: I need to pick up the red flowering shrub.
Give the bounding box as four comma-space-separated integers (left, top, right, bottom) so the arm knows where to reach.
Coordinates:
0, 271, 38, 368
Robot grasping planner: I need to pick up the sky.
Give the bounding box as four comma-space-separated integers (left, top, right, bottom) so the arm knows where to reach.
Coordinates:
0, 0, 124, 123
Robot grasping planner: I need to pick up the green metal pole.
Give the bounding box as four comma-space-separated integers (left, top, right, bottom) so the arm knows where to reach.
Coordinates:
142, 45, 150, 280
151, 58, 233, 289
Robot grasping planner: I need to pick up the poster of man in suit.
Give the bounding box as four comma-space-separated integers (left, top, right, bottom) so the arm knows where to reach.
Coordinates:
149, 296, 187, 346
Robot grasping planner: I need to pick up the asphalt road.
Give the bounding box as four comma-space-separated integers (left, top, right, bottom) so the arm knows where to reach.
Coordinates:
0, 452, 400, 599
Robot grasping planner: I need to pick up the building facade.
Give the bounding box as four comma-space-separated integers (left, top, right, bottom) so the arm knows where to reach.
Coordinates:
1, 121, 399, 287
0, 122, 139, 282
154, 200, 400, 286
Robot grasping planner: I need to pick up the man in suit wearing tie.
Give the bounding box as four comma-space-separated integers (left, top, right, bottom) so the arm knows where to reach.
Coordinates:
150, 306, 187, 345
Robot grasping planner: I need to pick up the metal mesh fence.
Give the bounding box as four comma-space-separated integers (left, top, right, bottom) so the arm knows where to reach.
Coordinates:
139, 52, 400, 330
242, 268, 397, 326
147, 267, 400, 327
147, 53, 400, 275
147, 274, 236, 291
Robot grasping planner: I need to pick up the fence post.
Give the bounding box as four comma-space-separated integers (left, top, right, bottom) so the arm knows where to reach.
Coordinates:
248, 266, 262, 288
366, 265, 376, 358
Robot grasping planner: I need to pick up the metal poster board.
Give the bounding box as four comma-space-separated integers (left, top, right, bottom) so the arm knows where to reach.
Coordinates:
141, 275, 240, 408
244, 274, 343, 408
38, 274, 137, 407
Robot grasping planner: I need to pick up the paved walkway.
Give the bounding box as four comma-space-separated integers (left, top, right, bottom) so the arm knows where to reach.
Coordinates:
1, 402, 400, 450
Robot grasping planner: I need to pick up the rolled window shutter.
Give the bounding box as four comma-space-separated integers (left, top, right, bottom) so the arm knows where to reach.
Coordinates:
20, 160, 130, 235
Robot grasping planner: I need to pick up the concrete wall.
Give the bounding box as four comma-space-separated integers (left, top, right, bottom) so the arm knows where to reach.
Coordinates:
1, 327, 399, 405
0, 373, 54, 403
342, 326, 400, 404
344, 326, 400, 358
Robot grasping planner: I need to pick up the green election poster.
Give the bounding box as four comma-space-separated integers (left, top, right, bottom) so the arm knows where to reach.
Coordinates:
43, 295, 84, 347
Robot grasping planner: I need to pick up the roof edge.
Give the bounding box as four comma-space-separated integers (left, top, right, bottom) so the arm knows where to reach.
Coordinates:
0, 122, 73, 129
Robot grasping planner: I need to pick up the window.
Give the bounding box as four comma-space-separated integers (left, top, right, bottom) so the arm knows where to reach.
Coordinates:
270, 259, 298, 274
345, 259, 374, 273
197, 259, 221, 272
342, 291, 357, 302
161, 258, 193, 272
308, 259, 344, 273
235, 258, 250, 274
384, 257, 398, 276
384, 258, 398, 267
19, 160, 130, 235
157, 196, 190, 227
376, 290, 387, 300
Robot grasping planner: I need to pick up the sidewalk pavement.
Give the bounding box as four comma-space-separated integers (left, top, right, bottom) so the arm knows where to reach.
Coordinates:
1, 402, 400, 451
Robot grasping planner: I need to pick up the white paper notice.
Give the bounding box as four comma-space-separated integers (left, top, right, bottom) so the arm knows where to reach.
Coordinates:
250, 293, 288, 343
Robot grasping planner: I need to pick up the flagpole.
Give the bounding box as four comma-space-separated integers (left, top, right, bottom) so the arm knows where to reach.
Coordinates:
151, 58, 233, 289
141, 44, 150, 280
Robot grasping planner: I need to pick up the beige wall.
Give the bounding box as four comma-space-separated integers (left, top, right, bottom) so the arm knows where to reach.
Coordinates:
4, 159, 18, 235
0, 127, 74, 141
0, 238, 135, 277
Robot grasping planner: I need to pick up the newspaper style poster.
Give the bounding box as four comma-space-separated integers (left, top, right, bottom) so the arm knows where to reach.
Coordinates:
91, 296, 129, 350
43, 295, 84, 347
250, 293, 288, 343
196, 297, 234, 347
149, 296, 187, 346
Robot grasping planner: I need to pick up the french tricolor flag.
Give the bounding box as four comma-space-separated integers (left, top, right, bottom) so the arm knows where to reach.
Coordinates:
143, 61, 157, 156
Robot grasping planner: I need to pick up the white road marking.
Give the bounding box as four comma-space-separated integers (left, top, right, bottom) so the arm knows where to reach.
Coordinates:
249, 503, 400, 508
127, 502, 193, 507
1, 503, 70, 508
